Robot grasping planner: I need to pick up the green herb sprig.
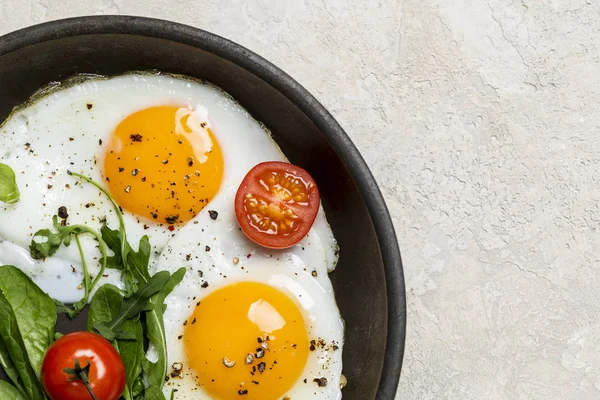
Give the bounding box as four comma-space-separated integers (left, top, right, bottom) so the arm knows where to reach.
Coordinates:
29, 214, 108, 319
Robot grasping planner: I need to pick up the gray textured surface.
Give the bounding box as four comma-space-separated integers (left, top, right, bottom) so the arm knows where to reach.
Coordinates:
2, 1, 600, 399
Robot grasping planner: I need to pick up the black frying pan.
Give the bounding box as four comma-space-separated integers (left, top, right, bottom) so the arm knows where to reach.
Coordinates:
0, 16, 406, 400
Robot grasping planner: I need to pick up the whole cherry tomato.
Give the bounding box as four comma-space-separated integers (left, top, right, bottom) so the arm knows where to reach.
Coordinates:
235, 161, 320, 249
41, 331, 125, 400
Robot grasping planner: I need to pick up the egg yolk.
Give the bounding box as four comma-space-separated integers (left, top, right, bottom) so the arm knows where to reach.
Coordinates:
184, 282, 309, 399
103, 106, 223, 224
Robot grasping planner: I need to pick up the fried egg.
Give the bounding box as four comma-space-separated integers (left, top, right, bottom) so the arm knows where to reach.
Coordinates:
154, 109, 342, 399
0, 74, 235, 301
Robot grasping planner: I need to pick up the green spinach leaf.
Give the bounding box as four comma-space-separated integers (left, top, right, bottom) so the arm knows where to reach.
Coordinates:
87, 284, 123, 331
132, 376, 144, 397
129, 235, 152, 283
0, 291, 45, 400
93, 271, 171, 341
144, 267, 186, 387
0, 380, 27, 400
119, 319, 144, 400
0, 265, 56, 376
100, 224, 125, 271
88, 285, 144, 400
144, 385, 167, 400
0, 336, 27, 398
0, 163, 19, 204
101, 224, 151, 296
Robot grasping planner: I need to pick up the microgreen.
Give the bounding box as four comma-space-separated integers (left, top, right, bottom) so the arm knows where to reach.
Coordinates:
30, 215, 108, 319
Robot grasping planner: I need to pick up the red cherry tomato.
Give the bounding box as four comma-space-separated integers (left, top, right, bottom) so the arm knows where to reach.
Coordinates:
235, 161, 320, 249
41, 331, 125, 400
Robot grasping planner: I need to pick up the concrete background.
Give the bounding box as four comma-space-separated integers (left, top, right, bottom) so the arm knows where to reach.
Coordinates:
2, 1, 599, 399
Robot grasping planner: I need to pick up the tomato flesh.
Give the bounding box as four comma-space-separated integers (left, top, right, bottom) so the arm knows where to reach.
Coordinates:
235, 162, 320, 249
41, 331, 125, 400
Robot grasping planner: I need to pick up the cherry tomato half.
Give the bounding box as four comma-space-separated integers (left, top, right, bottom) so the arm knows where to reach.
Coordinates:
41, 331, 125, 400
235, 161, 320, 249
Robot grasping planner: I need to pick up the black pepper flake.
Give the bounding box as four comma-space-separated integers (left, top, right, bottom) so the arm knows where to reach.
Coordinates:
142, 177, 147, 182
162, 159, 169, 165
187, 157, 194, 166
238, 389, 248, 395
201, 281, 209, 289
98, 139, 103, 145
58, 206, 69, 219
87, 103, 93, 110
257, 362, 266, 373
69, 137, 74, 141
191, 317, 197, 324
119, 167, 125, 172
130, 133, 143, 142
177, 335, 183, 340
151, 212, 158, 219
165, 215, 179, 224
205, 246, 211, 252
208, 210, 218, 220
311, 270, 318, 277
186, 254, 191, 261
313, 378, 328, 387
309, 340, 316, 351
47, 184, 53, 189
132, 169, 139, 176
183, 320, 188, 326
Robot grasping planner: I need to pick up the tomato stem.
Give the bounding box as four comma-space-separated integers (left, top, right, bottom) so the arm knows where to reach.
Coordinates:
63, 358, 99, 400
